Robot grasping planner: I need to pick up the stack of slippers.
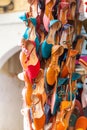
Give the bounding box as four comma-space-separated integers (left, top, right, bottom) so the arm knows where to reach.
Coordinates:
18, 0, 87, 130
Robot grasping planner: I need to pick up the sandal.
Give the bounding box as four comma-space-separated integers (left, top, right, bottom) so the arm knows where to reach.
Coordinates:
46, 45, 64, 86
58, 2, 69, 25
68, 1, 76, 21
28, 17, 40, 53
27, 0, 38, 17
21, 40, 40, 83
60, 24, 74, 47
51, 98, 74, 130
61, 49, 78, 77
20, 15, 40, 53
46, 19, 61, 44
31, 94, 46, 130
32, 69, 47, 106
43, 0, 55, 32
41, 19, 62, 59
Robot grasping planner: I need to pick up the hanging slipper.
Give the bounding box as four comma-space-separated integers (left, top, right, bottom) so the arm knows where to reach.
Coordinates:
19, 14, 40, 53
44, 68, 55, 95
61, 49, 79, 78
20, 40, 40, 83
46, 45, 64, 86
46, 19, 61, 44
28, 17, 40, 53
60, 24, 74, 47
43, 0, 55, 32
31, 94, 46, 130
68, 1, 76, 21
41, 19, 62, 59
32, 69, 47, 106
57, 1, 69, 25
23, 40, 40, 83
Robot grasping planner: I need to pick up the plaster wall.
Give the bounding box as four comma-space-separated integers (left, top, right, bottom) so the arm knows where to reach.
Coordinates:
0, 53, 24, 130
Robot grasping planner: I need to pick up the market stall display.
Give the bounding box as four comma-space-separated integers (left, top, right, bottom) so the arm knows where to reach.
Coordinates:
18, 0, 87, 129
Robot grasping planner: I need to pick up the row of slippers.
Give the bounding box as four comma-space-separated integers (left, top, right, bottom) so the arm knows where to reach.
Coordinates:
26, 0, 87, 32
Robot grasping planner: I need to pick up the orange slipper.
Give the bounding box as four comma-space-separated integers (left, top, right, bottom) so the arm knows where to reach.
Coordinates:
46, 45, 64, 85
32, 94, 46, 130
